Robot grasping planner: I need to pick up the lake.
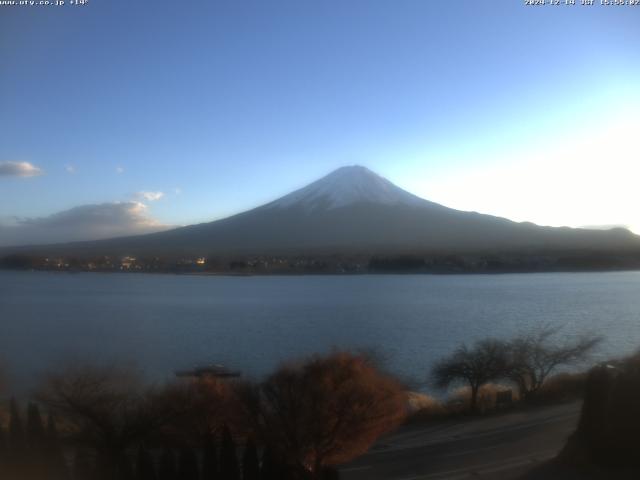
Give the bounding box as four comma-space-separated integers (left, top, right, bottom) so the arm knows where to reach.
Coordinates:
1, 270, 640, 393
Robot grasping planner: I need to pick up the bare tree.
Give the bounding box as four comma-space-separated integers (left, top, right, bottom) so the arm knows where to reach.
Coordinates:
505, 326, 602, 400
157, 376, 240, 445
240, 351, 406, 478
37, 365, 178, 479
431, 339, 509, 412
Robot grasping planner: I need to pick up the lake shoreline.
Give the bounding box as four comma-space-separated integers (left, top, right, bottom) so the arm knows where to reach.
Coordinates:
3, 266, 640, 277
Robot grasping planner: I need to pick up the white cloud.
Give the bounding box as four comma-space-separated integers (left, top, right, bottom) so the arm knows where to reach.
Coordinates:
136, 191, 164, 202
0, 161, 43, 177
0, 202, 170, 247
115, 166, 124, 174
65, 164, 76, 174
580, 224, 631, 231
174, 187, 182, 195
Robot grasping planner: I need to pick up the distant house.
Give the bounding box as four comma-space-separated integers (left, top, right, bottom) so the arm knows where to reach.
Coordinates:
120, 256, 136, 269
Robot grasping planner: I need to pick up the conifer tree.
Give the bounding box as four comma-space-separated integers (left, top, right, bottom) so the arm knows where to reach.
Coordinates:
46, 412, 59, 443
9, 398, 25, 455
202, 432, 218, 480
0, 423, 7, 479
25, 404, 47, 480
158, 449, 177, 480
241, 438, 260, 480
27, 402, 46, 450
137, 446, 157, 480
220, 425, 240, 480
178, 447, 199, 480
45, 413, 68, 480
94, 450, 112, 480
7, 397, 26, 476
118, 452, 135, 480
260, 446, 287, 480
73, 447, 95, 480
259, 446, 275, 480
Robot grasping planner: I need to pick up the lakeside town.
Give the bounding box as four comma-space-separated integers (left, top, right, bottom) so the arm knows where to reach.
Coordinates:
3, 250, 640, 275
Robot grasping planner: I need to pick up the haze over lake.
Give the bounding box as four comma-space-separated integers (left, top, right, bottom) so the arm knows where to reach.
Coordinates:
2, 270, 640, 392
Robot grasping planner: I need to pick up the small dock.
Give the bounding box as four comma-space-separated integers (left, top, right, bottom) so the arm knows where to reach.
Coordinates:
175, 364, 241, 379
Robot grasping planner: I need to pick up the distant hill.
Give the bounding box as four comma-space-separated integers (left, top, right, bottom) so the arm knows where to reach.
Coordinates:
3, 166, 639, 258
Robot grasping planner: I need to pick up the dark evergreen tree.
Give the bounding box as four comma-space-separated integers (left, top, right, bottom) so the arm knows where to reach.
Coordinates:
25, 404, 48, 480
241, 438, 260, 480
94, 450, 134, 480
137, 446, 157, 480
94, 450, 111, 480
220, 425, 240, 480
7, 397, 27, 476
157, 449, 177, 480
202, 432, 218, 480
8, 398, 25, 454
94, 450, 114, 480
178, 447, 199, 480
259, 446, 285, 480
118, 453, 135, 480
45, 413, 68, 480
27, 402, 46, 450
73, 447, 96, 480
0, 423, 7, 480
259, 446, 274, 480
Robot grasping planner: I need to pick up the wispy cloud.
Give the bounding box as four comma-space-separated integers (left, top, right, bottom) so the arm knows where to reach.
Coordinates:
0, 161, 43, 177
65, 164, 76, 174
0, 202, 170, 247
136, 191, 165, 202
115, 166, 124, 174
580, 224, 631, 231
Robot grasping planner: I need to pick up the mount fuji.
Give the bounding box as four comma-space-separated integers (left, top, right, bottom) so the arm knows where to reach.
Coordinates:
6, 165, 640, 257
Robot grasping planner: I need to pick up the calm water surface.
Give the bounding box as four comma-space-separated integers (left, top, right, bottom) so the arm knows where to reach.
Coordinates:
1, 270, 640, 392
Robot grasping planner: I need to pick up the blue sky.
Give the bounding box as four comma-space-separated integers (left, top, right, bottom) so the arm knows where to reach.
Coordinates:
1, 0, 639, 244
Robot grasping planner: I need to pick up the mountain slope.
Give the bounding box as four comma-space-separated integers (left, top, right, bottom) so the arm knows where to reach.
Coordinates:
4, 166, 640, 257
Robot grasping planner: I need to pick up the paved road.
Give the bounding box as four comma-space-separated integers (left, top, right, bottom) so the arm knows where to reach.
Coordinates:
340, 402, 581, 480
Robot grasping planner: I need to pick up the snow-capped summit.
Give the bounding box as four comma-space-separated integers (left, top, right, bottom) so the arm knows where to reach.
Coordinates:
265, 165, 432, 211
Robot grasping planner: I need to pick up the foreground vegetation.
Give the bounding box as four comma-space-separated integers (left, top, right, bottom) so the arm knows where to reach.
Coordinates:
517, 351, 640, 479
562, 351, 640, 469
0, 329, 603, 480
431, 327, 601, 412
0, 352, 405, 480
